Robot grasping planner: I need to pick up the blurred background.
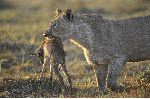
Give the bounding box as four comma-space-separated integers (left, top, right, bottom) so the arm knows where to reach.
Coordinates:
0, 0, 150, 97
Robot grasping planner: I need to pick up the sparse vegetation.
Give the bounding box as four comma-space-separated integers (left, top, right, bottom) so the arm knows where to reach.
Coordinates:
0, 0, 150, 98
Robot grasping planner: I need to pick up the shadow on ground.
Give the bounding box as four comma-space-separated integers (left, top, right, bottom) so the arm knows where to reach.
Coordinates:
0, 76, 74, 98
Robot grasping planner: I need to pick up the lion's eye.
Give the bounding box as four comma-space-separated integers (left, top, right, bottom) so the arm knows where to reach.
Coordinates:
53, 23, 57, 27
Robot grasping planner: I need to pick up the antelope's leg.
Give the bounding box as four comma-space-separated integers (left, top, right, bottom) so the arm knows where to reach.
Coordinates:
53, 64, 66, 92
49, 58, 54, 84
93, 64, 108, 96
40, 64, 45, 77
40, 56, 49, 77
61, 64, 72, 89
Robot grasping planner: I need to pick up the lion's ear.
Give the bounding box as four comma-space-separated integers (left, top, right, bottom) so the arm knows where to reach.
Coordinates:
64, 9, 73, 21
56, 8, 62, 16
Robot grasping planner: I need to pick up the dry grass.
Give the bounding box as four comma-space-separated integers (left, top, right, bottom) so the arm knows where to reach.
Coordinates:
0, 0, 150, 98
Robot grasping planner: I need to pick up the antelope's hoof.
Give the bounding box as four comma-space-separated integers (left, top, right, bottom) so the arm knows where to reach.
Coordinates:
50, 77, 52, 81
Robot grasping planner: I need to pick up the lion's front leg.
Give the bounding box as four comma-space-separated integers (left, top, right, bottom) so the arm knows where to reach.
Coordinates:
107, 56, 126, 92
93, 63, 108, 96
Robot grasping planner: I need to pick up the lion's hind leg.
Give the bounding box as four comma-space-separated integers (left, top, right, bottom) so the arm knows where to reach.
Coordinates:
107, 56, 126, 92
